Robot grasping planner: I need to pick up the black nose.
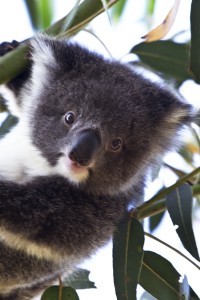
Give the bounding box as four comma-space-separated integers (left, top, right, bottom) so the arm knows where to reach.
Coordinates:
69, 130, 101, 166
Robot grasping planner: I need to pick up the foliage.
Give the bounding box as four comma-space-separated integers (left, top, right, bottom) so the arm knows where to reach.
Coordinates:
0, 0, 199, 299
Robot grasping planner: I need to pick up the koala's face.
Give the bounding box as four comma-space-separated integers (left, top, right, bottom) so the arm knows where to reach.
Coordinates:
26, 36, 192, 195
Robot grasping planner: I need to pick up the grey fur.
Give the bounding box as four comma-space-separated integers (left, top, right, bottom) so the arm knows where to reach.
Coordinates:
0, 35, 193, 299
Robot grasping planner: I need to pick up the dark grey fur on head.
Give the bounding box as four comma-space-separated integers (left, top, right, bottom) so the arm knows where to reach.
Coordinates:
28, 35, 193, 195
0, 35, 193, 299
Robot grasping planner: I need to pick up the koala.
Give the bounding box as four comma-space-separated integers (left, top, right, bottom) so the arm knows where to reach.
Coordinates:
0, 35, 193, 299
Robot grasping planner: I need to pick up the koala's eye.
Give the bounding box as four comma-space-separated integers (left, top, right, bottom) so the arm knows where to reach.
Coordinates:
64, 112, 75, 125
111, 138, 122, 151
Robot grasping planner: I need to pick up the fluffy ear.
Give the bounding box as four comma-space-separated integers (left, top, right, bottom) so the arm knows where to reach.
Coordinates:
30, 35, 60, 90
29, 34, 87, 93
161, 89, 194, 127
30, 35, 58, 71
149, 84, 194, 153
30, 34, 86, 74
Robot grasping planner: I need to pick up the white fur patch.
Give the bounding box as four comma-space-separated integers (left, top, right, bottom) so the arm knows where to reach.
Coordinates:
0, 119, 90, 185
0, 121, 54, 183
0, 85, 22, 117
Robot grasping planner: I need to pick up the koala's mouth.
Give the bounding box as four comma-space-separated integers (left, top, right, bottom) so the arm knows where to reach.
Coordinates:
70, 161, 88, 171
66, 157, 91, 183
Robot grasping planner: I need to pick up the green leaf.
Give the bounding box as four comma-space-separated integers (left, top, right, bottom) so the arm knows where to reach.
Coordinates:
46, 0, 118, 36
147, 0, 156, 16
41, 286, 79, 300
149, 210, 165, 232
0, 96, 7, 112
166, 183, 200, 261
0, 114, 18, 138
24, 0, 53, 30
178, 145, 194, 165
131, 41, 192, 85
113, 216, 144, 300
190, 286, 200, 300
111, 0, 127, 21
190, 0, 200, 83
63, 268, 96, 290
139, 251, 183, 300
0, 0, 117, 84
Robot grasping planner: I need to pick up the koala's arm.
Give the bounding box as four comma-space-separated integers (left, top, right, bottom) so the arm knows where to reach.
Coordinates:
0, 176, 127, 256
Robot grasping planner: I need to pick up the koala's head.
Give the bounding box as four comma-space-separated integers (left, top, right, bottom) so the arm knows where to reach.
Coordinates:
21, 35, 193, 196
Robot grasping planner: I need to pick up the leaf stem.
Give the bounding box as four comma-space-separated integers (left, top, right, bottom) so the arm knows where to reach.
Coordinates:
0, 0, 118, 84
133, 167, 200, 220
59, 276, 63, 300
145, 232, 200, 271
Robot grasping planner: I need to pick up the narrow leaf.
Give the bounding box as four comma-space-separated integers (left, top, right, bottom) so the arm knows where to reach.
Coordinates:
140, 251, 183, 300
113, 216, 144, 300
131, 41, 191, 84
41, 286, 79, 300
190, 0, 200, 83
40, 0, 53, 29
149, 210, 165, 232
0, 0, 117, 84
143, 0, 180, 42
111, 0, 127, 21
63, 268, 96, 290
24, 0, 53, 30
24, 0, 41, 29
46, 0, 117, 36
0, 96, 7, 112
101, 0, 111, 24
61, 0, 82, 32
147, 0, 156, 16
0, 114, 18, 138
166, 183, 199, 261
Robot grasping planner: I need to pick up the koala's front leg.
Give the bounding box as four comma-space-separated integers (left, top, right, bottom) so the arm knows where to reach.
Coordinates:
0, 175, 126, 260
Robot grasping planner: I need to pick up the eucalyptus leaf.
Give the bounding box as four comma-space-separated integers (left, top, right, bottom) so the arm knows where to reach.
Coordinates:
0, 95, 7, 112
111, 0, 127, 21
0, 0, 117, 84
24, 0, 53, 30
131, 41, 192, 85
46, 0, 117, 36
0, 114, 18, 138
63, 268, 96, 290
190, 0, 200, 83
149, 210, 165, 232
139, 251, 184, 300
113, 216, 144, 300
147, 0, 156, 16
41, 286, 79, 300
166, 183, 200, 261
178, 145, 194, 165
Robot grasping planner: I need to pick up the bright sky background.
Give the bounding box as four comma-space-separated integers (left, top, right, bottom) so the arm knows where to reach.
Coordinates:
0, 1, 200, 299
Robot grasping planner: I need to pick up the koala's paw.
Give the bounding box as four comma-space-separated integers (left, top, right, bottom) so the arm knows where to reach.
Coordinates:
0, 40, 20, 56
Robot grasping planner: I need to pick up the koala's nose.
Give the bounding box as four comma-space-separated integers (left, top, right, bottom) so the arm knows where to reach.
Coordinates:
68, 130, 101, 166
